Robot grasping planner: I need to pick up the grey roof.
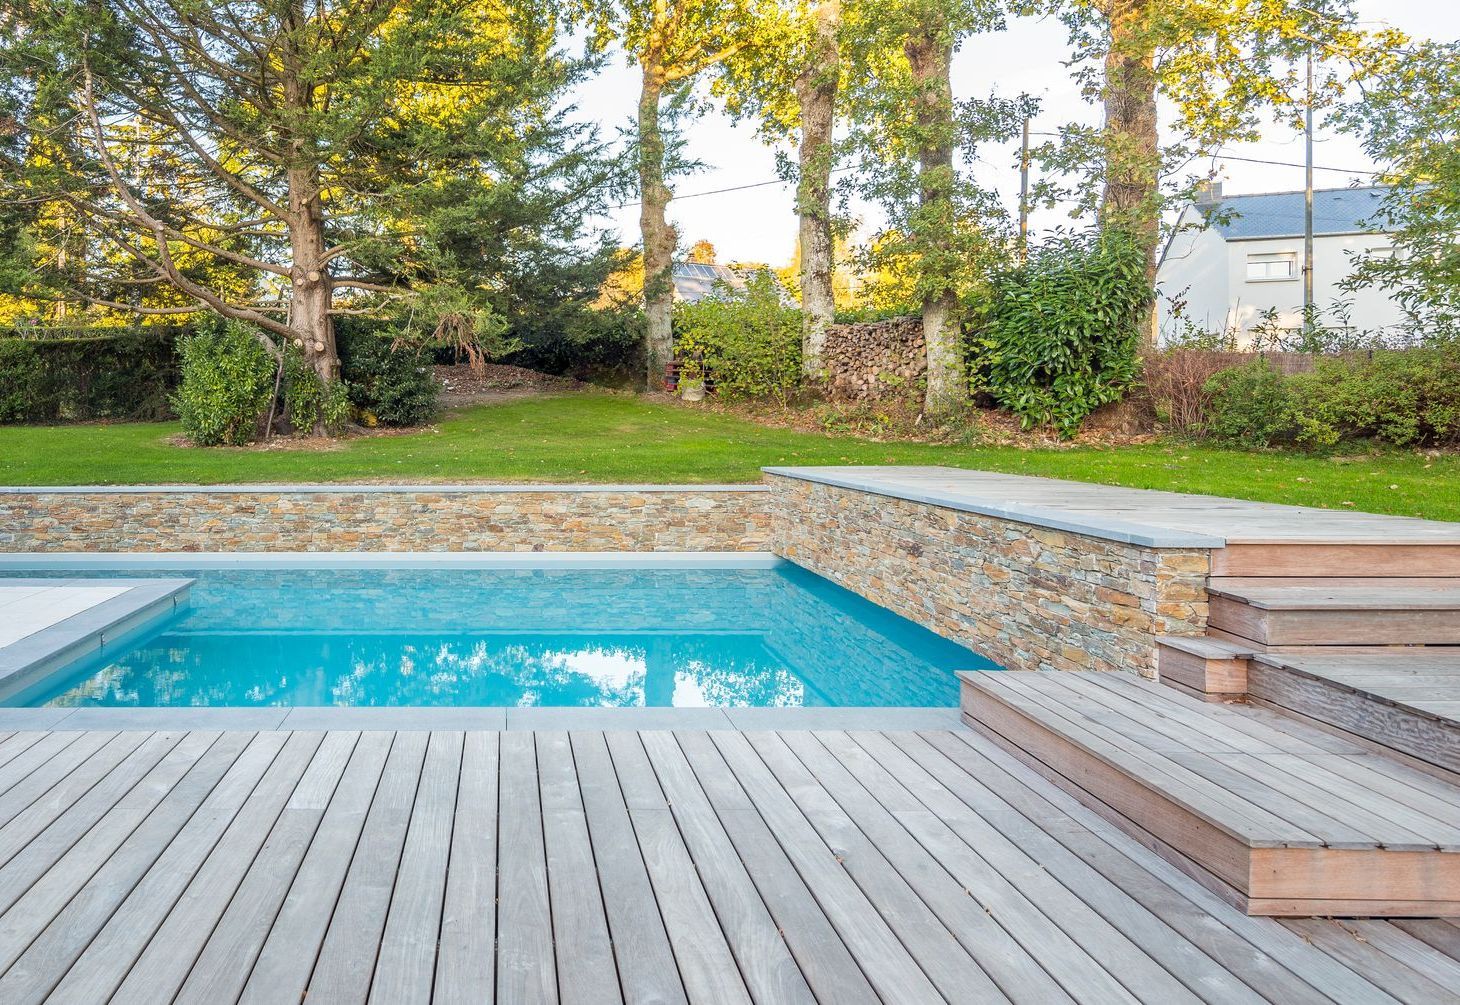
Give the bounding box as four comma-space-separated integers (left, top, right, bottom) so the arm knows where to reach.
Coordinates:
1202, 186, 1390, 240
671, 262, 746, 303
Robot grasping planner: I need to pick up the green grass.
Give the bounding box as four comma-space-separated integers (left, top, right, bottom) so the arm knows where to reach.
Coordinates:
2, 392, 1457, 521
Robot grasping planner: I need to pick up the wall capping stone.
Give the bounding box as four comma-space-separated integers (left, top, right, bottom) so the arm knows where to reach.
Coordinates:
763, 466, 1226, 548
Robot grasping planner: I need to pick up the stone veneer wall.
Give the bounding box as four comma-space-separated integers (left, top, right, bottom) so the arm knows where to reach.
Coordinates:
0, 486, 772, 552
766, 474, 1210, 677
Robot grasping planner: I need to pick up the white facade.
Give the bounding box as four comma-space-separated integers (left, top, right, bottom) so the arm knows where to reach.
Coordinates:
1156, 187, 1406, 345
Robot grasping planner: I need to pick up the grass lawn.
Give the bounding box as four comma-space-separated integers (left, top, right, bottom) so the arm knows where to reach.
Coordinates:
2, 391, 1457, 521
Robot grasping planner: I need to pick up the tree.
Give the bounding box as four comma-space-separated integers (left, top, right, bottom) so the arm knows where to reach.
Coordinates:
1040, 0, 1372, 348
581, 0, 767, 389
1, 0, 616, 428
1337, 40, 1460, 340
686, 239, 719, 264
842, 0, 1028, 413
716, 0, 841, 380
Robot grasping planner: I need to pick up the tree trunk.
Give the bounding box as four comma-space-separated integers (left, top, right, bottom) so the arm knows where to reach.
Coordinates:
287, 164, 337, 394
905, 28, 963, 415
638, 68, 676, 391
1101, 0, 1159, 350
795, 0, 840, 382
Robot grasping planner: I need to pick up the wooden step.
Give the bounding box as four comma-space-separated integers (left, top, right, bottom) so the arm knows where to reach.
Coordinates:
1213, 544, 1460, 578
960, 669, 1460, 916
1156, 636, 1253, 701
1208, 578, 1460, 646
1247, 649, 1460, 778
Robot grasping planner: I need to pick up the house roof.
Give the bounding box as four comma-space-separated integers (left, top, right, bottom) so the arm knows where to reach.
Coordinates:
671, 263, 746, 303
1200, 185, 1390, 240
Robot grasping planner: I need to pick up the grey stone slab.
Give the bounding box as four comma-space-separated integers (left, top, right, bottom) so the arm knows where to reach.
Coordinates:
504, 707, 735, 731
763, 465, 1460, 546
56, 707, 290, 731
0, 580, 192, 700
280, 707, 508, 731
722, 707, 963, 731
0, 707, 76, 729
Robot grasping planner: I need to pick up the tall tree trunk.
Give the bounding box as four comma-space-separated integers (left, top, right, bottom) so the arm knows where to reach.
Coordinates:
1101, 0, 1159, 350
905, 28, 963, 415
794, 0, 840, 383
287, 161, 337, 396
638, 68, 676, 391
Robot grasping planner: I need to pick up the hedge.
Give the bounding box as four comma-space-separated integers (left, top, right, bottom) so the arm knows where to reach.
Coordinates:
0, 327, 183, 423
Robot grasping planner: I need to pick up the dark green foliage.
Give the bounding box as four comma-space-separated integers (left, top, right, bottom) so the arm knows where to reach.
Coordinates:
970, 231, 1147, 436
1203, 358, 1293, 448
506, 308, 645, 384
281, 347, 350, 435
1203, 347, 1460, 449
673, 272, 802, 402
1287, 348, 1460, 448
174, 323, 276, 446
0, 327, 180, 423
0, 340, 46, 423
337, 325, 440, 428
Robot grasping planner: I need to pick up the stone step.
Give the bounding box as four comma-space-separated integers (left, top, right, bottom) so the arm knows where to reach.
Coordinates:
1207, 578, 1460, 647
960, 669, 1460, 916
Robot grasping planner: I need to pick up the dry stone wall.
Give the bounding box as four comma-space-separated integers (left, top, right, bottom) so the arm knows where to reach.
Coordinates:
821, 316, 925, 401
0, 486, 772, 553
766, 474, 1210, 677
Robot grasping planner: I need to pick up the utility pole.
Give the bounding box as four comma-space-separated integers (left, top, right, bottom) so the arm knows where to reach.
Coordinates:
1303, 48, 1315, 337
1018, 117, 1031, 263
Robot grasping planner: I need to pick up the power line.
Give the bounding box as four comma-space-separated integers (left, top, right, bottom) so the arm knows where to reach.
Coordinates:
1217, 153, 1379, 176
609, 167, 857, 210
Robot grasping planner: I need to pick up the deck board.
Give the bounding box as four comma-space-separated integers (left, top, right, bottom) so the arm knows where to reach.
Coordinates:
0, 727, 1456, 1003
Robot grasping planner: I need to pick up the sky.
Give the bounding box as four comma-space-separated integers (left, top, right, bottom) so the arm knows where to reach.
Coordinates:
570, 1, 1458, 268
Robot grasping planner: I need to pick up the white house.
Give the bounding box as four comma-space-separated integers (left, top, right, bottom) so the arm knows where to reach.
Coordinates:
1156, 184, 1405, 344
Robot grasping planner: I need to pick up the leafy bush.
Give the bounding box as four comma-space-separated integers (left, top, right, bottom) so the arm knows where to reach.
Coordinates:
1287, 347, 1460, 448
0, 339, 46, 422
281, 346, 351, 435
970, 231, 1147, 436
1203, 357, 1293, 447
0, 327, 181, 423
1141, 349, 1253, 433
174, 322, 277, 445
336, 325, 440, 427
673, 271, 801, 401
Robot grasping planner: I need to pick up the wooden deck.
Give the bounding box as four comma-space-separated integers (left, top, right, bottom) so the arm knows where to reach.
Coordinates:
0, 726, 1458, 1003
962, 671, 1460, 917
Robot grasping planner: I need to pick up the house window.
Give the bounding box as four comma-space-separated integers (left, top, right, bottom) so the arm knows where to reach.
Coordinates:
1246, 252, 1297, 281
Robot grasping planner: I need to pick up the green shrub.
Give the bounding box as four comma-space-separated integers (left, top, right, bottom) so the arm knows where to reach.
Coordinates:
174, 322, 277, 445
0, 327, 181, 423
1287, 347, 1460, 448
280, 347, 351, 435
970, 231, 1147, 437
0, 340, 47, 423
337, 327, 440, 427
1203, 358, 1294, 447
673, 271, 801, 401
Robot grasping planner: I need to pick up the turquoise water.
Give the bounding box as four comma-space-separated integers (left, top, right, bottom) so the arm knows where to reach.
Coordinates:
3, 565, 998, 708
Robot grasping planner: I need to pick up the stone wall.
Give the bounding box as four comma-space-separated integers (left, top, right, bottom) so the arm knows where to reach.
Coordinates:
766, 474, 1210, 677
822, 316, 924, 401
0, 486, 772, 553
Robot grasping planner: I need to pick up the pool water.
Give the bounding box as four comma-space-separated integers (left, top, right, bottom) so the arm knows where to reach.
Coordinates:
3, 565, 999, 709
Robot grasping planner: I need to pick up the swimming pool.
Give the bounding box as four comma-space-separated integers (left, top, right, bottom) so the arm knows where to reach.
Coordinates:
1, 562, 998, 709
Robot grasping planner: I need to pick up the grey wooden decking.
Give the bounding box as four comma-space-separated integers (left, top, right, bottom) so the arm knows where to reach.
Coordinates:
0, 727, 1457, 1003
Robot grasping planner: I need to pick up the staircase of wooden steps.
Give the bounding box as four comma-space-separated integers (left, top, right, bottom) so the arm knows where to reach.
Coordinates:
960, 671, 1460, 917
1206, 578, 1460, 648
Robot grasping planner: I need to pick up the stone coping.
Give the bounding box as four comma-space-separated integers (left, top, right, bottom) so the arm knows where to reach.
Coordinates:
0, 551, 784, 570
0, 705, 962, 732
0, 578, 192, 699
0, 482, 769, 494
764, 465, 1226, 548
